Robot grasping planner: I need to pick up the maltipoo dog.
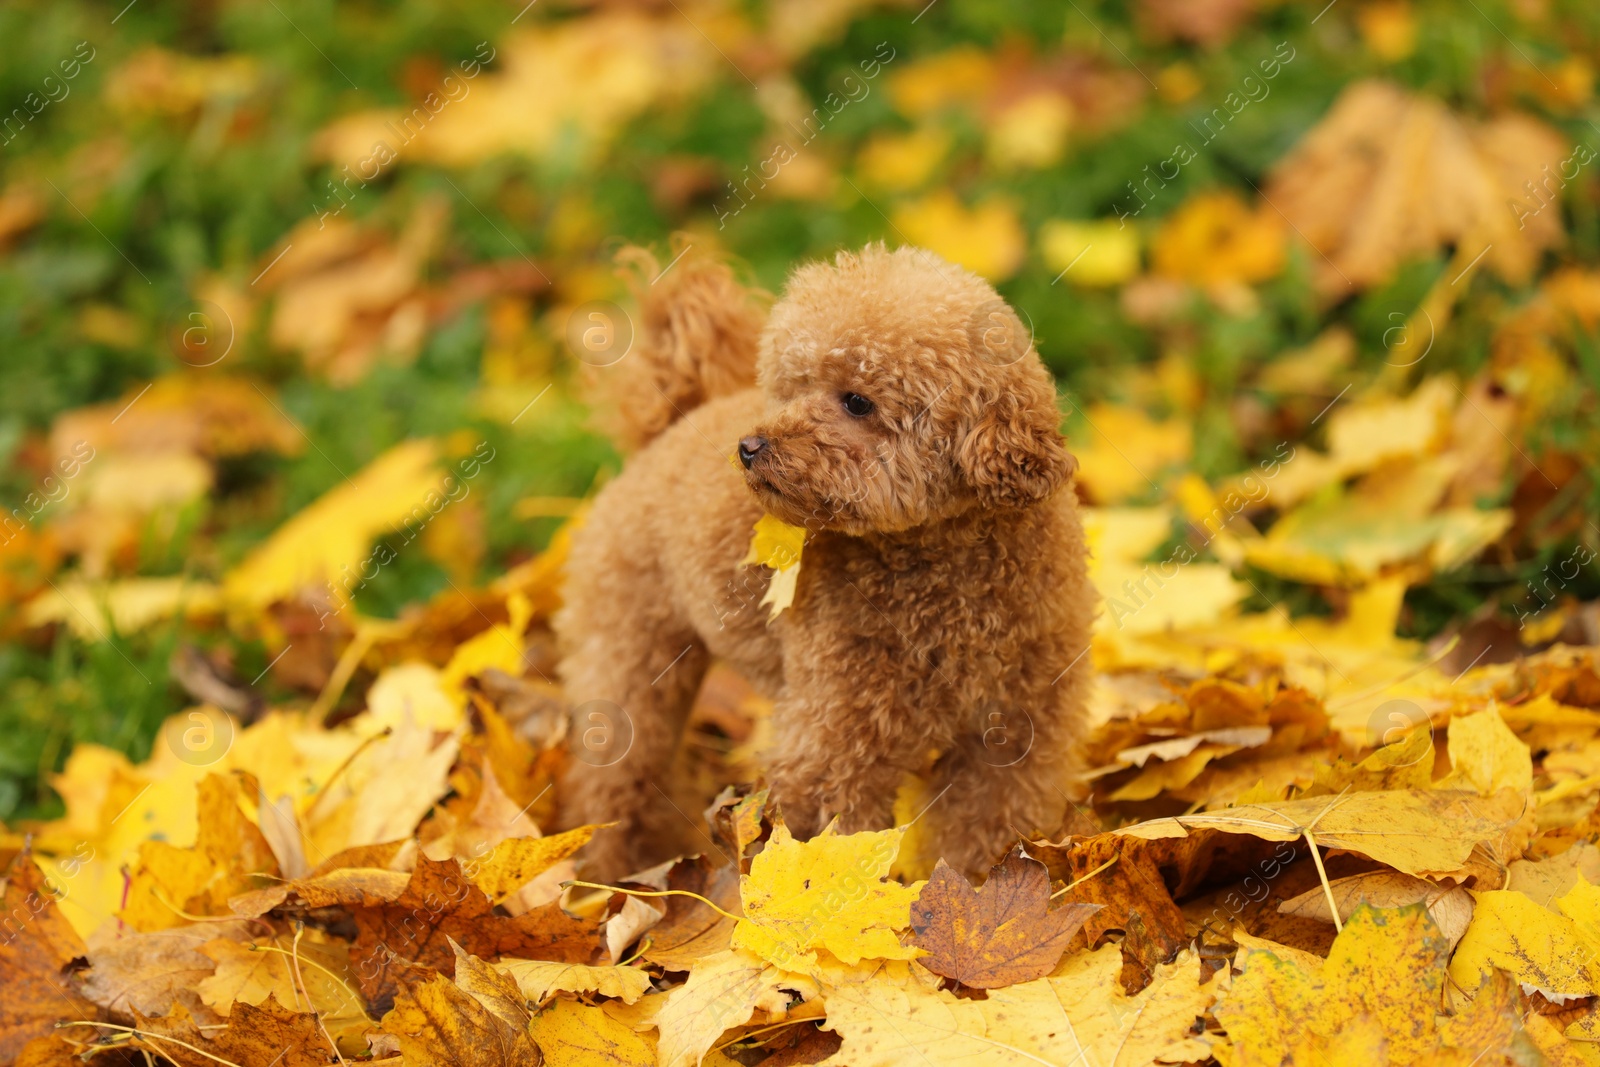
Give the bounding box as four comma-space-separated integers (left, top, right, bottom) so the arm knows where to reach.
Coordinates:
555, 243, 1093, 879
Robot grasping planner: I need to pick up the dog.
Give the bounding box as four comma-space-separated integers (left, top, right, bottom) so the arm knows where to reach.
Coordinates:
554, 243, 1094, 879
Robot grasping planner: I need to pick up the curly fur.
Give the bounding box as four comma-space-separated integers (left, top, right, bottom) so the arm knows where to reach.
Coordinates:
556, 243, 1096, 879
593, 241, 767, 452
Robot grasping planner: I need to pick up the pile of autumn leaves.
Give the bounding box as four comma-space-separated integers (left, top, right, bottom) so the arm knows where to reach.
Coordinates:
5, 643, 1600, 1066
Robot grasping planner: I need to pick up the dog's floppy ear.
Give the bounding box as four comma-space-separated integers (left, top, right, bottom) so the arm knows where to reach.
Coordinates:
957, 395, 1076, 509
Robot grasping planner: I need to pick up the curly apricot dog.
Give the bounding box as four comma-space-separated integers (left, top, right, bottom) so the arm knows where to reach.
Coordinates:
555, 243, 1094, 879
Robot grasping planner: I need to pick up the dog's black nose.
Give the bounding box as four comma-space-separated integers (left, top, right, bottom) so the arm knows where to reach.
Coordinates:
737, 436, 768, 469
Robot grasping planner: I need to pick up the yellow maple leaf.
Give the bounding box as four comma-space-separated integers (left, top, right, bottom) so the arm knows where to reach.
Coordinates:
198, 931, 370, 1048
440, 590, 534, 702
1116, 788, 1529, 879
467, 827, 596, 906
1441, 705, 1534, 796
743, 514, 806, 620
731, 820, 921, 972
119, 773, 280, 932
1071, 403, 1191, 504
223, 438, 441, 612
527, 998, 655, 1067
1213, 904, 1520, 1066
1450, 882, 1600, 1000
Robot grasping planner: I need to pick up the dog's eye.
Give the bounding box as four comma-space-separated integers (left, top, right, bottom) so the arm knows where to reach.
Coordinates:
842, 393, 874, 418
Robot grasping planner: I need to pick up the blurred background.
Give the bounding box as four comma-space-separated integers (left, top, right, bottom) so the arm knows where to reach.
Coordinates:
2, 0, 1598, 823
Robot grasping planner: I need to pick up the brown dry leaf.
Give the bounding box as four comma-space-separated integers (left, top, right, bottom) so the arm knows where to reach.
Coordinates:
1265, 80, 1567, 294
640, 859, 743, 971
908, 846, 1100, 988
0, 857, 98, 1061
449, 942, 532, 1032
11, 1032, 92, 1067
49, 376, 302, 467
379, 971, 542, 1067
1028, 831, 1191, 978
79, 922, 248, 1018
350, 855, 601, 1009
259, 203, 446, 384
229, 866, 412, 917
209, 996, 341, 1067
124, 997, 337, 1067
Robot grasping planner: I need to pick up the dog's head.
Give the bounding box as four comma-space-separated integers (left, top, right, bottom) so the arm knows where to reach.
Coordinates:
738, 244, 1074, 534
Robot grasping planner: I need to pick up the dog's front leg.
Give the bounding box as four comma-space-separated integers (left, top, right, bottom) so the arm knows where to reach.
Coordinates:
765, 693, 906, 839
923, 703, 1080, 879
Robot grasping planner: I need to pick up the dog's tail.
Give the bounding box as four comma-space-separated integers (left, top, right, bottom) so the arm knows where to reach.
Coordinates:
594, 240, 767, 452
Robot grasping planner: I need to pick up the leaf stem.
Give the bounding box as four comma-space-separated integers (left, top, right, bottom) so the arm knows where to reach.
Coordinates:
562, 881, 743, 923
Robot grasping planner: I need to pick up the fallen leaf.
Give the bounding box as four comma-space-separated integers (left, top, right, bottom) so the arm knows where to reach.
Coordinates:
1449, 881, 1600, 1000
528, 998, 655, 1067
1212, 904, 1518, 1065
1442, 705, 1534, 795
80, 923, 238, 1018
223, 438, 442, 612
890, 191, 1026, 281
731, 821, 921, 973
819, 945, 1221, 1067
908, 847, 1100, 988
0, 857, 98, 1061
497, 959, 653, 1003
1277, 871, 1474, 947
641, 860, 743, 971
1115, 787, 1531, 879
380, 971, 542, 1067
350, 855, 601, 1010
1265, 79, 1568, 294
656, 948, 816, 1067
